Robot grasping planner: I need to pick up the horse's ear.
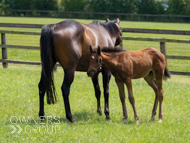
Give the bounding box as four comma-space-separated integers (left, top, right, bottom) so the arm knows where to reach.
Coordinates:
116, 17, 120, 25
106, 17, 110, 22
98, 46, 101, 55
90, 45, 92, 53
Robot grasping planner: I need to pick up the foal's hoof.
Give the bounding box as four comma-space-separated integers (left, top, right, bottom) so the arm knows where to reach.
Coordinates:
121, 118, 127, 123
151, 116, 155, 121
158, 119, 162, 123
136, 120, 139, 125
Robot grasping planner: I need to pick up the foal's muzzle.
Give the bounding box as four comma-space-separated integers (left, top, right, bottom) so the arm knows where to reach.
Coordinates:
87, 65, 102, 77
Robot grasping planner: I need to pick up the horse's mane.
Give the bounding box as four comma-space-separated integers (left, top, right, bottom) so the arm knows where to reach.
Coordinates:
92, 20, 120, 36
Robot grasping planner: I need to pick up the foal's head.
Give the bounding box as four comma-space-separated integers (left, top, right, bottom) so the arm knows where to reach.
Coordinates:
87, 46, 102, 77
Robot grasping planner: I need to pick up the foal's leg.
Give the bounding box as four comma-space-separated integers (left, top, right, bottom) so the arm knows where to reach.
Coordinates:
125, 78, 139, 123
61, 68, 76, 123
115, 78, 128, 121
144, 74, 159, 121
91, 73, 102, 115
102, 68, 112, 120
155, 77, 164, 122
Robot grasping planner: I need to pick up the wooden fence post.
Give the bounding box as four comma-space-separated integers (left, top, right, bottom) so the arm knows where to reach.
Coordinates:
160, 42, 167, 65
1, 33, 8, 68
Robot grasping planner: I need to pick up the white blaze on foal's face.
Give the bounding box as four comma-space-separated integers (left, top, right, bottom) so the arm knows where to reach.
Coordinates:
92, 56, 95, 59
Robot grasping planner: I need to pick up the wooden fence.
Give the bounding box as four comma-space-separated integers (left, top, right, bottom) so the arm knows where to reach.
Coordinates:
0, 23, 190, 75
1, 9, 190, 22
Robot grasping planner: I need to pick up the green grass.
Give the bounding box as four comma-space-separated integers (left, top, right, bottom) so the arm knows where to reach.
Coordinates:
0, 17, 190, 142
0, 64, 190, 142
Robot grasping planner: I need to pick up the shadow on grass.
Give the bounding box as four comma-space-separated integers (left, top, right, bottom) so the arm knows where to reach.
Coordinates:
6, 111, 157, 126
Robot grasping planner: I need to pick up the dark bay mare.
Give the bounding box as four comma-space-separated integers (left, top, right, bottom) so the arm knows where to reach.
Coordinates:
38, 18, 122, 123
87, 46, 171, 124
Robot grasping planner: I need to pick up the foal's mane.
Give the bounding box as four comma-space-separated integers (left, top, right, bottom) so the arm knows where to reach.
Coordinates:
101, 47, 126, 53
92, 20, 120, 36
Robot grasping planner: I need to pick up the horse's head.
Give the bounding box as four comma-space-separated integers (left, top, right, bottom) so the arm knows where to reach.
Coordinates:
87, 45, 102, 77
105, 17, 122, 46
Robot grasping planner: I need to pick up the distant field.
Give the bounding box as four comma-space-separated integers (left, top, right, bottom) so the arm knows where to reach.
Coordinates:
0, 17, 190, 142
0, 16, 189, 72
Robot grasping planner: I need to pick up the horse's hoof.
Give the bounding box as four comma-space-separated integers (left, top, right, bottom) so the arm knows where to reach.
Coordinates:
97, 110, 102, 116
151, 116, 155, 121
121, 118, 127, 123
68, 118, 76, 123
106, 116, 112, 121
136, 120, 139, 125
39, 115, 45, 122
158, 119, 162, 123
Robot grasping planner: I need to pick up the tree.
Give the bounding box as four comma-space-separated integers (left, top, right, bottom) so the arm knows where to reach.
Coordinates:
62, 0, 88, 11
167, 0, 186, 15
4, 0, 58, 10
136, 0, 166, 14
88, 0, 136, 13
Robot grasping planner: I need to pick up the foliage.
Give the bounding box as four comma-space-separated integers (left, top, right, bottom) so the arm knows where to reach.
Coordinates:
62, 0, 88, 11
0, 0, 189, 16
135, 0, 166, 14
88, 0, 136, 13
3, 0, 58, 10
167, 0, 186, 15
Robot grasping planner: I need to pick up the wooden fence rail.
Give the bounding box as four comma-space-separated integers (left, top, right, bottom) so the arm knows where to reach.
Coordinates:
1, 9, 190, 22
1, 23, 190, 75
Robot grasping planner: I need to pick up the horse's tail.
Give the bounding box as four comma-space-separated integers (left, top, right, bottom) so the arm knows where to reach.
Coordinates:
164, 62, 171, 80
40, 24, 57, 104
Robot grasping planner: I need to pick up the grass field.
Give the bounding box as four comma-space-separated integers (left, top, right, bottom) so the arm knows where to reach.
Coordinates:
0, 17, 190, 142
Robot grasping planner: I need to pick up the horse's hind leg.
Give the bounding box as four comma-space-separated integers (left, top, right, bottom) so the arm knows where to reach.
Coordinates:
61, 68, 76, 123
91, 73, 102, 115
38, 73, 46, 120
38, 62, 57, 120
115, 78, 128, 122
102, 68, 112, 120
144, 72, 159, 121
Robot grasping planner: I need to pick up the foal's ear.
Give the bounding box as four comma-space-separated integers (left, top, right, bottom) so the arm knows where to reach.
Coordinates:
106, 17, 110, 22
90, 45, 92, 53
98, 46, 101, 55
116, 17, 120, 25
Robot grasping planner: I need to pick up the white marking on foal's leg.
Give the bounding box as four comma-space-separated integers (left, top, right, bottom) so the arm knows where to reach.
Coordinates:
158, 119, 162, 123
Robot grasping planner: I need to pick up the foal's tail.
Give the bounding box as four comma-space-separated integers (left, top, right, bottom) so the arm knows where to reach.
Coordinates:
40, 24, 57, 104
164, 63, 171, 80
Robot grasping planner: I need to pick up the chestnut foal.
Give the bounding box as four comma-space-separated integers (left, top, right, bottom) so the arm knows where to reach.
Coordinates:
87, 46, 171, 123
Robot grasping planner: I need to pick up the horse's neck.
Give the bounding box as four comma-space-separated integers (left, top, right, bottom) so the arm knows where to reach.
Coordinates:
102, 53, 118, 70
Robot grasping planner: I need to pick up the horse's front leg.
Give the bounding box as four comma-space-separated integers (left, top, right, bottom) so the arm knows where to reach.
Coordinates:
91, 73, 102, 115
102, 68, 112, 120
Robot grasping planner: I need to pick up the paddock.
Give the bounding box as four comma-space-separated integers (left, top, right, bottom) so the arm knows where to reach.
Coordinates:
0, 17, 190, 142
